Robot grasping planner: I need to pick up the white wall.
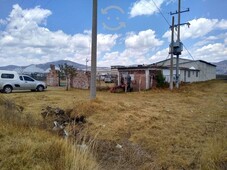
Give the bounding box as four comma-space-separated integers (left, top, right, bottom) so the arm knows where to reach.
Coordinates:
162, 69, 199, 83
157, 59, 216, 82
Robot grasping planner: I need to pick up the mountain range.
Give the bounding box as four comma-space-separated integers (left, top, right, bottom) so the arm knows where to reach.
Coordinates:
0, 60, 110, 71
0, 59, 226, 75
214, 60, 227, 75
0, 60, 87, 71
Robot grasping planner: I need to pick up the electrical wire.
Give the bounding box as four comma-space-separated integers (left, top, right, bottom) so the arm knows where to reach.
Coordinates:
146, 0, 196, 62
182, 43, 195, 60
150, 0, 171, 26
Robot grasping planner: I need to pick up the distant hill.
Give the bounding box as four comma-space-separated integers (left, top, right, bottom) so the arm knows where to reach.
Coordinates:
36, 60, 86, 70
0, 60, 109, 72
0, 65, 26, 71
214, 60, 227, 75
1, 59, 226, 75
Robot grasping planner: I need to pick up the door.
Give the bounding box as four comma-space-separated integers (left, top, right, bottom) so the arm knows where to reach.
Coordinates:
20, 76, 37, 90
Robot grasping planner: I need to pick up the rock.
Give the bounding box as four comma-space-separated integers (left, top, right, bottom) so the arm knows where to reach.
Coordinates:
116, 144, 123, 149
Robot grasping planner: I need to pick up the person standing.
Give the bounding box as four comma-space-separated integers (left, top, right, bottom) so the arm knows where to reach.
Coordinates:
126, 74, 131, 92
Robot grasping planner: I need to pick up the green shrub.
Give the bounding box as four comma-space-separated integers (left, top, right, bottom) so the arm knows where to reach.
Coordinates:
156, 72, 167, 88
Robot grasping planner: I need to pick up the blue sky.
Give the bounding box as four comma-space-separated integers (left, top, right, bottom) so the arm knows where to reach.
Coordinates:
0, 0, 226, 67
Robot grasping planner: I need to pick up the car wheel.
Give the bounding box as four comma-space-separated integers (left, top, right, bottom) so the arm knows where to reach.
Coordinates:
37, 85, 44, 92
3, 85, 12, 94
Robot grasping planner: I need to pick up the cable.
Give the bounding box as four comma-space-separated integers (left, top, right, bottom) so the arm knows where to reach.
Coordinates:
161, 54, 170, 67
136, 1, 226, 106
182, 43, 195, 60
150, 0, 171, 26
138, 0, 171, 27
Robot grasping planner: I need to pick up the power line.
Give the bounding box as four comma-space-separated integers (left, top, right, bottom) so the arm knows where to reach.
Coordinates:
146, 0, 195, 62
182, 43, 195, 60
150, 0, 171, 26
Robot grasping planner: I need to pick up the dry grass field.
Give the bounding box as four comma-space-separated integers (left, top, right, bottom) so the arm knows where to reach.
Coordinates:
0, 80, 226, 169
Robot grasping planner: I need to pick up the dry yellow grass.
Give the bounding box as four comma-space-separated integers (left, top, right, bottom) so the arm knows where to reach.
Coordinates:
0, 80, 227, 169
0, 97, 99, 170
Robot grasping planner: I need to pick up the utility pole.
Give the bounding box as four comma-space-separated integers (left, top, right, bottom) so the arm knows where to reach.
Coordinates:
90, 0, 97, 100
85, 58, 89, 72
170, 16, 174, 91
176, 0, 181, 89
170, 0, 190, 88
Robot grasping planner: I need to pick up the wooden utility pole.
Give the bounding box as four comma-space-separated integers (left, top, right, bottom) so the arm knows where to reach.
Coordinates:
90, 0, 97, 99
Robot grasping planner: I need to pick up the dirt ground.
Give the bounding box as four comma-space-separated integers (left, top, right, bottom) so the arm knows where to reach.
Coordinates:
2, 80, 227, 169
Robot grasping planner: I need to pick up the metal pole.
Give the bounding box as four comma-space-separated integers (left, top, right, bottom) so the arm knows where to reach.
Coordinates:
90, 0, 97, 99
170, 16, 174, 90
176, 0, 181, 88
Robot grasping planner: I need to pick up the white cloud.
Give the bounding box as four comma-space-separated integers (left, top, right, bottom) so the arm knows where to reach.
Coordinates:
0, 19, 7, 25
129, 0, 175, 17
225, 38, 227, 45
217, 19, 227, 29
163, 18, 227, 41
0, 5, 119, 66
129, 0, 164, 17
125, 29, 163, 51
98, 29, 164, 67
193, 33, 227, 47
99, 49, 150, 67
149, 48, 169, 63
7, 4, 51, 31
193, 43, 227, 62
98, 34, 119, 52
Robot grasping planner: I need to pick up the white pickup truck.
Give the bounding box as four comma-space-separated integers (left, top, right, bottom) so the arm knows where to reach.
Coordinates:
0, 70, 47, 93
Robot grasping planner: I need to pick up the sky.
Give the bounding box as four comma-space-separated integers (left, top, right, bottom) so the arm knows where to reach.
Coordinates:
0, 0, 226, 67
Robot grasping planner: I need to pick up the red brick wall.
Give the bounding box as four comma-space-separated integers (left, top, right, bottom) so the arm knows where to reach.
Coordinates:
71, 71, 90, 89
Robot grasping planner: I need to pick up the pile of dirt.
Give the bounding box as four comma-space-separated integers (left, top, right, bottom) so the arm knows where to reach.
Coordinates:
41, 106, 86, 139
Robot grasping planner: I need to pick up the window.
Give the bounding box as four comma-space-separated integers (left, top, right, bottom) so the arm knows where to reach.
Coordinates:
1, 73, 14, 79
19, 76, 23, 81
23, 76, 34, 82
188, 71, 190, 78
196, 71, 198, 77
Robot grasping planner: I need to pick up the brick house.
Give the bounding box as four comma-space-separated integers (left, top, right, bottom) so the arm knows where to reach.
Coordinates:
113, 65, 162, 91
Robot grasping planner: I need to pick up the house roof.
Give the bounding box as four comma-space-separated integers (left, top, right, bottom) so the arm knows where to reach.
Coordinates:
197, 60, 216, 67
116, 65, 199, 71
153, 57, 216, 67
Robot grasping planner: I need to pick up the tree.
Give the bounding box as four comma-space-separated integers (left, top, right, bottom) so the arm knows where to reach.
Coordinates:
156, 71, 166, 88
59, 63, 77, 91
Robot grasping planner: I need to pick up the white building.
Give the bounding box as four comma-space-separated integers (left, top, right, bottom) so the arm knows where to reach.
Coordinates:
111, 58, 216, 91
154, 58, 216, 83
